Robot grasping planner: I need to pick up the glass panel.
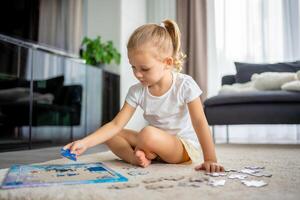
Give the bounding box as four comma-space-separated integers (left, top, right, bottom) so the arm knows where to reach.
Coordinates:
0, 35, 120, 151
30, 50, 87, 145
86, 66, 102, 134
0, 41, 31, 150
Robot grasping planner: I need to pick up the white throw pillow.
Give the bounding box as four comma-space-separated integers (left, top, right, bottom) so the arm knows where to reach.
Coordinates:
251, 73, 260, 81
281, 80, 300, 91
219, 81, 257, 94
253, 72, 297, 90
297, 70, 300, 80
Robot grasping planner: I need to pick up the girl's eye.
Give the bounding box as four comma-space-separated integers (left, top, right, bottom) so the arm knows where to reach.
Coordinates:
142, 68, 150, 72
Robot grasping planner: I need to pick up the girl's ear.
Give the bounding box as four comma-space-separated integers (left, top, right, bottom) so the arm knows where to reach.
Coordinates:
163, 57, 173, 68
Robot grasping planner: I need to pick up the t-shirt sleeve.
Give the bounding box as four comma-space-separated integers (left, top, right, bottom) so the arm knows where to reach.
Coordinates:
181, 77, 202, 103
125, 84, 142, 108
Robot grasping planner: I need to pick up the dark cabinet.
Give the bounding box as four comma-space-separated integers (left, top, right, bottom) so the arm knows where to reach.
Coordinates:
0, 36, 120, 151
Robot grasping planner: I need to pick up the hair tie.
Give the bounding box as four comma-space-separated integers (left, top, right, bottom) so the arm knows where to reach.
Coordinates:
159, 22, 166, 30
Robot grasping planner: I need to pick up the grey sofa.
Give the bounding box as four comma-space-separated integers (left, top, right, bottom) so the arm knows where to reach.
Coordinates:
203, 61, 300, 143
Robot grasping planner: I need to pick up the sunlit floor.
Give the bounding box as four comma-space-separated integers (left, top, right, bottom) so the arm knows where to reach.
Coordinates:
0, 144, 299, 200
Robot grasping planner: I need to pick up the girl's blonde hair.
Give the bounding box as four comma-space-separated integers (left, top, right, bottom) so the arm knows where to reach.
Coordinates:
127, 19, 186, 72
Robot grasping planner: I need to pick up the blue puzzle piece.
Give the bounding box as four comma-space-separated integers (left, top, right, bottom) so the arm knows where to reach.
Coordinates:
60, 148, 77, 161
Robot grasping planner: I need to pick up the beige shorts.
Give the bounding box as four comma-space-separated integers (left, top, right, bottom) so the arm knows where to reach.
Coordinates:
177, 136, 201, 163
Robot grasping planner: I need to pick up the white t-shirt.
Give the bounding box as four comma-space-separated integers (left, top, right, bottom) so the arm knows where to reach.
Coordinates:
125, 71, 202, 148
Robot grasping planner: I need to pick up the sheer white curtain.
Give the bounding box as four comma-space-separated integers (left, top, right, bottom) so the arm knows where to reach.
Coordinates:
208, 0, 300, 96
207, 0, 300, 144
38, 0, 83, 54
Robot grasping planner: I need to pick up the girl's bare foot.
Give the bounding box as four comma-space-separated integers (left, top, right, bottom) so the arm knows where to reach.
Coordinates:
134, 150, 151, 168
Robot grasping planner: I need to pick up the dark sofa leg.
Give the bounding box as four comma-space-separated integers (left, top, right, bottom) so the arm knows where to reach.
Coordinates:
297, 125, 300, 143
226, 125, 229, 144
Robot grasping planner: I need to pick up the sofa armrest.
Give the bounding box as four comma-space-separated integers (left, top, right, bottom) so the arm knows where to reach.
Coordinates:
222, 75, 236, 85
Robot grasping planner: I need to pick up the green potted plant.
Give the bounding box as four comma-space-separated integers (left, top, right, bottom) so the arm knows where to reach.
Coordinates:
80, 36, 121, 66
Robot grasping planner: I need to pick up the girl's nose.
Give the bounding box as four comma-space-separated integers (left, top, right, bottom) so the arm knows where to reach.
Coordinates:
135, 71, 143, 78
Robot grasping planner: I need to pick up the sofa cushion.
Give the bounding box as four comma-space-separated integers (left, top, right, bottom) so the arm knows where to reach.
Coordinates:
234, 61, 300, 83
281, 81, 300, 92
252, 72, 297, 90
204, 103, 300, 125
204, 90, 300, 106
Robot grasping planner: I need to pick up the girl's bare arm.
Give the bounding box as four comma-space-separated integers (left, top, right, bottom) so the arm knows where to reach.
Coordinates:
187, 97, 217, 162
64, 102, 136, 154
82, 102, 136, 148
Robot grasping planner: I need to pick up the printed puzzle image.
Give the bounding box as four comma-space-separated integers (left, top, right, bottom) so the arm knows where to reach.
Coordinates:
1, 162, 128, 189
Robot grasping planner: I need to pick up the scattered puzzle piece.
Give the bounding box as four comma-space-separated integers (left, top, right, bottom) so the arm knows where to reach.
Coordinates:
250, 172, 272, 177
207, 179, 226, 187
122, 166, 139, 170
60, 148, 77, 161
163, 175, 185, 181
142, 177, 163, 184
228, 174, 248, 180
240, 169, 260, 175
127, 170, 149, 176
250, 173, 264, 177
178, 181, 202, 188
241, 180, 268, 187
189, 176, 208, 182
145, 184, 174, 190
261, 173, 272, 177
108, 183, 139, 189
245, 166, 265, 170
205, 172, 227, 177
225, 169, 237, 172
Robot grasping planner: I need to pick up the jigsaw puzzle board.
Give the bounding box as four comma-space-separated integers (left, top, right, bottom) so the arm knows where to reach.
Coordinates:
1, 162, 128, 189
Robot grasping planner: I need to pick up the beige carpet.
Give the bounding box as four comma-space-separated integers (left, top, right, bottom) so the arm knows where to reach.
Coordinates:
0, 144, 299, 200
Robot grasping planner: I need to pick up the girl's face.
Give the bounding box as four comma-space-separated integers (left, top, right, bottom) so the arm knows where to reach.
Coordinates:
128, 48, 171, 86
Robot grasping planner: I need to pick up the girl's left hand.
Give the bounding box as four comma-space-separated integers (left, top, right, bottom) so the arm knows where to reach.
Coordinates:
194, 161, 225, 173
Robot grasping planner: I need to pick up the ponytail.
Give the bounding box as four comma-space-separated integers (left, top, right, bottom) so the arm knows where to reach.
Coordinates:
161, 19, 186, 72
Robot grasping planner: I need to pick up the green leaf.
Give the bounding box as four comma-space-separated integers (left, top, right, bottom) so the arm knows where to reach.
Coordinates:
80, 36, 121, 67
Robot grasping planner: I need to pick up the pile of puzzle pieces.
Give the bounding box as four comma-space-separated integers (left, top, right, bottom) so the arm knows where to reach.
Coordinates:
107, 165, 272, 190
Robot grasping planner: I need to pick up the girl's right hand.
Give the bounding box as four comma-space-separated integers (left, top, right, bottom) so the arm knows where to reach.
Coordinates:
63, 139, 88, 156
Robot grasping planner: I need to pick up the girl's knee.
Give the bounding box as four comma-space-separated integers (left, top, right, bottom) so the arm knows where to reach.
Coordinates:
140, 126, 157, 134
138, 126, 160, 148
104, 135, 117, 146
104, 130, 125, 146
105, 129, 138, 147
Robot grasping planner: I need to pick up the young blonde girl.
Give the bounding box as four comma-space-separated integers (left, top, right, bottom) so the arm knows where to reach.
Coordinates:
64, 19, 224, 173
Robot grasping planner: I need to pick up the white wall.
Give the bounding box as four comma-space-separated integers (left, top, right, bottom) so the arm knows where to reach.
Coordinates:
147, 0, 176, 23
84, 0, 120, 48
83, 0, 121, 74
82, 0, 148, 131
206, 0, 220, 98
120, 0, 148, 131
82, 0, 177, 131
